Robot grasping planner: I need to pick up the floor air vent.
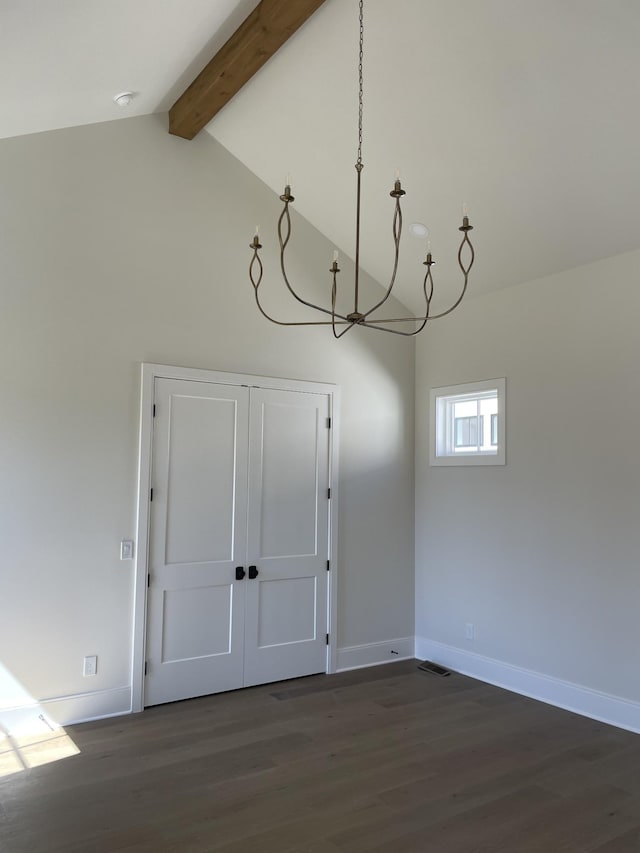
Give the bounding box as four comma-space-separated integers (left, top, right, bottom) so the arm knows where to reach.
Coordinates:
418, 660, 451, 677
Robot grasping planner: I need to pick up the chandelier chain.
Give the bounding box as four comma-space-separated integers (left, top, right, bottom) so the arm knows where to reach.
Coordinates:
357, 0, 364, 166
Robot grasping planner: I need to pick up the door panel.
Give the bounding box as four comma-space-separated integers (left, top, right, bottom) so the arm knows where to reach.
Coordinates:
259, 401, 320, 557
257, 576, 317, 647
161, 584, 233, 661
164, 393, 238, 565
244, 388, 329, 687
145, 379, 249, 706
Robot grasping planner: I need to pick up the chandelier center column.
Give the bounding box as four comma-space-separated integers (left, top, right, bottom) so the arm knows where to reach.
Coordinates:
349, 161, 364, 322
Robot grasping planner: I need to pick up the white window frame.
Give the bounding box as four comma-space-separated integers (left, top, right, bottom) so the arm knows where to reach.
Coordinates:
429, 378, 506, 466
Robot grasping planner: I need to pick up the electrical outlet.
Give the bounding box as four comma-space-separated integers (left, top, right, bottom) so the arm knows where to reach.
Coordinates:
120, 540, 134, 560
465, 623, 475, 641
83, 655, 97, 677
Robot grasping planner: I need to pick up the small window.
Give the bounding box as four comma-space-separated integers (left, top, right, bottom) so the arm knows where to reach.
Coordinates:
430, 378, 506, 466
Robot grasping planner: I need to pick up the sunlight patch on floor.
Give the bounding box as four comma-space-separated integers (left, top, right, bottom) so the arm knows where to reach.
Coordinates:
0, 664, 80, 779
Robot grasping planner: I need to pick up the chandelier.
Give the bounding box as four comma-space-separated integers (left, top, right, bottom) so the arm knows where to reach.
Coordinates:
249, 0, 475, 338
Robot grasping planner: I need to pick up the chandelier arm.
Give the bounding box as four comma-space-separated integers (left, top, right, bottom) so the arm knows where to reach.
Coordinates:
365, 232, 475, 327
250, 247, 351, 326
338, 325, 357, 338
356, 319, 431, 336
331, 267, 358, 338
425, 282, 468, 320
277, 202, 350, 321
426, 263, 434, 303
361, 196, 403, 320
407, 265, 434, 334
361, 272, 432, 335
333, 310, 358, 338
425, 230, 475, 320
331, 270, 339, 338
249, 248, 263, 292
366, 244, 436, 335
253, 292, 353, 326
355, 316, 429, 323
356, 269, 433, 335
365, 248, 434, 335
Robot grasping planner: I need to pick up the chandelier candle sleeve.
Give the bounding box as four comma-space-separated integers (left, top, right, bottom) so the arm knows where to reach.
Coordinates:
425, 239, 434, 266
246, 0, 475, 337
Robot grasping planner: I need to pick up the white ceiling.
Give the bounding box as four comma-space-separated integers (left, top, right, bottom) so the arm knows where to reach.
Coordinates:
0, 0, 259, 139
2, 0, 640, 309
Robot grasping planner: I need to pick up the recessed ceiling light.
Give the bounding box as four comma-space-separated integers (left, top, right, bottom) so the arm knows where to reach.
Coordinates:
113, 91, 135, 107
409, 222, 429, 238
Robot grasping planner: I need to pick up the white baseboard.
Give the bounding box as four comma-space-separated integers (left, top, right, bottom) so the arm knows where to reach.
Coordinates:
337, 637, 414, 672
2, 686, 132, 731
415, 637, 640, 734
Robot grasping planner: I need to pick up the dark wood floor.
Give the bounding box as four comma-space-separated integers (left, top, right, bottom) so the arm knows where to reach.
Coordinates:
1, 660, 639, 852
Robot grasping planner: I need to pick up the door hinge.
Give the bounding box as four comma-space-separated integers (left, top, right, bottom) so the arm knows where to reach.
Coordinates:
326, 633, 329, 645
326, 560, 330, 571
152, 404, 156, 417
147, 573, 150, 587
150, 488, 154, 502
327, 488, 331, 499
326, 417, 332, 429
144, 661, 148, 676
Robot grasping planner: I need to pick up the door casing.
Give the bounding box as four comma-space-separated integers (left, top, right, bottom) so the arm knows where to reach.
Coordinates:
131, 363, 340, 713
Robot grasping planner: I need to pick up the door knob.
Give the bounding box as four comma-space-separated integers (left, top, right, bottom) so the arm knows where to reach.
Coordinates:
235, 566, 246, 580
248, 565, 259, 579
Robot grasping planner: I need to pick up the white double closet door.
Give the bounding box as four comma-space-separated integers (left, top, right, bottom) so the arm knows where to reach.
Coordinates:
144, 377, 331, 707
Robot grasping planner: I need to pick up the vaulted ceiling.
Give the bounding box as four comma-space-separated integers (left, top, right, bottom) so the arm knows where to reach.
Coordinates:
2, 0, 639, 309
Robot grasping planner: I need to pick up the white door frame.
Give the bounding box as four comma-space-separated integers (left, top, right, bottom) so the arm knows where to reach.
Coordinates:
131, 363, 340, 713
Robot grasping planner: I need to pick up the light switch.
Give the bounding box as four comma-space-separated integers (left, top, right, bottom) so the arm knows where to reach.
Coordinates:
120, 540, 134, 560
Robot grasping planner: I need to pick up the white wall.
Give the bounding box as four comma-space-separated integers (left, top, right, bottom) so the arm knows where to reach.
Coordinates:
415, 250, 640, 730
0, 114, 415, 724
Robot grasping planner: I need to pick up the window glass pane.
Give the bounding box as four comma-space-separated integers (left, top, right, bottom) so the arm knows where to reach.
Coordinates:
479, 397, 498, 417
454, 416, 480, 449
453, 400, 477, 418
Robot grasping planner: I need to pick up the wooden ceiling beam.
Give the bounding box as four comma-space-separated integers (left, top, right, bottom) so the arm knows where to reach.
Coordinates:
168, 0, 327, 140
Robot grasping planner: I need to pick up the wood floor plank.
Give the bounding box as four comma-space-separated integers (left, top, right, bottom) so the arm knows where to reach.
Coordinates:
354, 785, 562, 853
0, 660, 638, 852
592, 823, 640, 851
490, 786, 638, 852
